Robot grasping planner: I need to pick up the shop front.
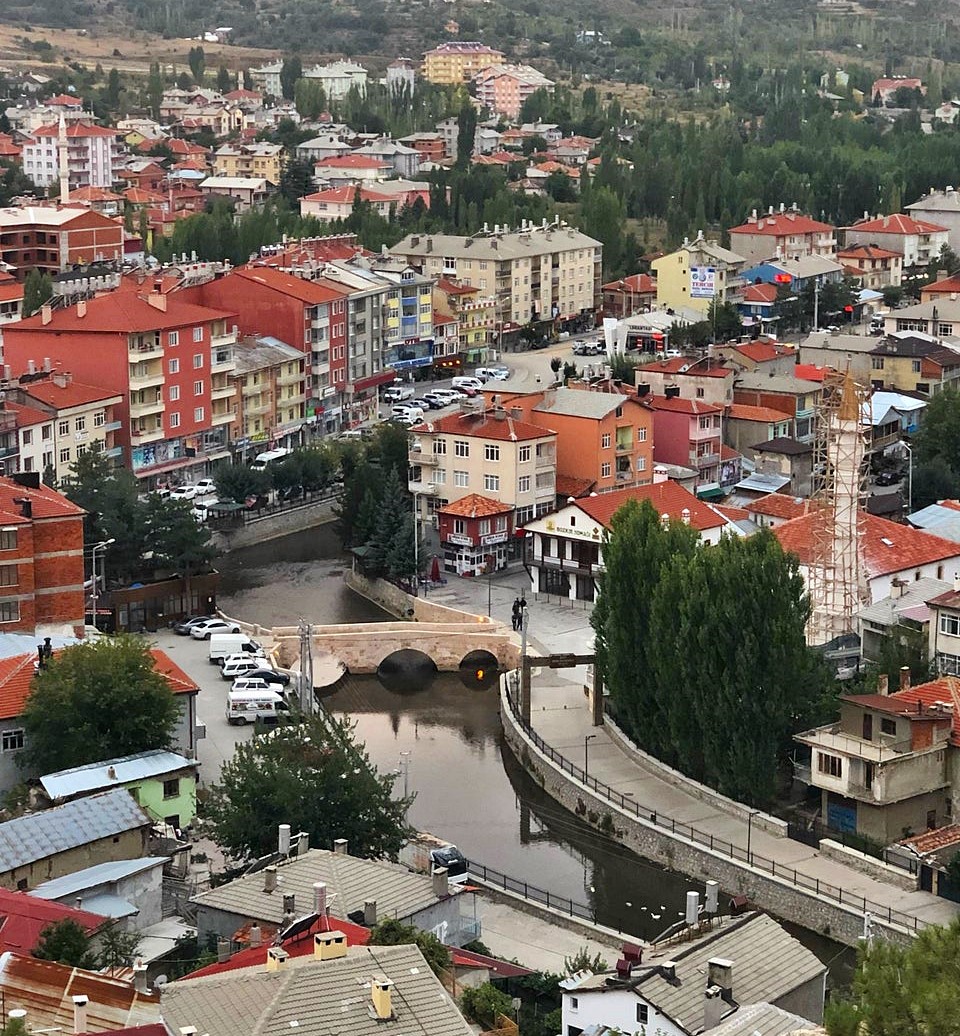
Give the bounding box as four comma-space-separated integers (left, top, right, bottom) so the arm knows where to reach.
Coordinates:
437, 494, 514, 577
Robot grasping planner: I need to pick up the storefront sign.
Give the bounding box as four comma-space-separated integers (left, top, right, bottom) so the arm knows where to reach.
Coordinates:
481, 532, 508, 546
446, 533, 474, 546
545, 517, 602, 540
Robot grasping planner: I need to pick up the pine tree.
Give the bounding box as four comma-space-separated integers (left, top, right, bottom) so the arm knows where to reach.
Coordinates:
22, 269, 52, 317
368, 467, 411, 578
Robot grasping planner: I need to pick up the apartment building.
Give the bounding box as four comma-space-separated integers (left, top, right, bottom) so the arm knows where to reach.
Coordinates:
728, 208, 837, 264
21, 121, 118, 189
421, 42, 505, 84
844, 212, 948, 271
0, 207, 123, 280
436, 493, 514, 575
0, 271, 23, 324
868, 333, 960, 395
392, 221, 602, 331
408, 404, 557, 528
473, 64, 554, 120
212, 142, 284, 184
634, 355, 737, 406
906, 187, 960, 250
733, 371, 822, 442
651, 232, 748, 317
434, 278, 495, 360
644, 393, 724, 490
302, 60, 368, 100
231, 335, 307, 457
926, 580, 960, 676
248, 61, 283, 98
1, 290, 238, 486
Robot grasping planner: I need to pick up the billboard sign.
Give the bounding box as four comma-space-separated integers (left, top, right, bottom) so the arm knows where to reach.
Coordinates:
690, 266, 717, 299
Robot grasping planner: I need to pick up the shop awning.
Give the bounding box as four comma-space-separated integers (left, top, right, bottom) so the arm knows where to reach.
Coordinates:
695, 483, 724, 500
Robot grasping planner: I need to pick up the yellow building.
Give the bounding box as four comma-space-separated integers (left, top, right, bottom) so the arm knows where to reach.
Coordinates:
433, 279, 495, 358
422, 42, 505, 84
230, 335, 307, 454
651, 232, 748, 317
212, 143, 285, 185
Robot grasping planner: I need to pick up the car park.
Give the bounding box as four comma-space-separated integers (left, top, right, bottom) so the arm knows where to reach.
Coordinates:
174, 614, 216, 635
246, 667, 292, 687
430, 389, 461, 404
222, 656, 271, 680
190, 617, 242, 640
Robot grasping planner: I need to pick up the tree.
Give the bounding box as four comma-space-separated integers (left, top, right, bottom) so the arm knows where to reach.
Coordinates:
279, 158, 315, 204
97, 927, 141, 970
216, 65, 232, 94
460, 983, 515, 1029
205, 714, 411, 861
334, 461, 381, 547
214, 463, 271, 504
368, 467, 414, 578
914, 388, 960, 474
187, 46, 205, 84
22, 269, 52, 317
369, 919, 450, 975
455, 102, 477, 169
20, 637, 180, 774
33, 919, 97, 968
912, 457, 959, 511
294, 78, 327, 119
280, 57, 302, 101
824, 917, 960, 1036
146, 62, 164, 120
550, 356, 562, 380
142, 495, 217, 605
105, 67, 122, 108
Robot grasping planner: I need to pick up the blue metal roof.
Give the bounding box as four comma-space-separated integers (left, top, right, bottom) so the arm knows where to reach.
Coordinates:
73, 893, 138, 918
29, 857, 168, 899
40, 749, 196, 802
0, 789, 151, 872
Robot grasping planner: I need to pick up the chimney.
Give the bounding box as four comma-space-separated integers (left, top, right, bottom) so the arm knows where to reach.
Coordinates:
509, 406, 523, 420
705, 880, 719, 913
314, 929, 348, 961
681, 508, 691, 526
249, 925, 262, 947
685, 890, 700, 925
263, 865, 278, 893
708, 958, 734, 1002
282, 893, 296, 918
659, 960, 678, 980
363, 898, 378, 926
72, 995, 88, 1034
77, 300, 87, 318
432, 866, 449, 899
313, 881, 327, 920
53, 371, 71, 388
333, 838, 348, 855
266, 946, 289, 972
75, 896, 82, 911
107, 765, 117, 779
900, 665, 911, 691
370, 976, 394, 1020
216, 939, 230, 963
279, 824, 291, 855
132, 959, 148, 993
43, 357, 51, 372
878, 673, 889, 695
146, 292, 168, 312
704, 985, 725, 1030
40, 306, 52, 325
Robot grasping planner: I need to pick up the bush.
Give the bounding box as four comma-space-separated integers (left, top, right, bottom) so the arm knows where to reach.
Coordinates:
459, 983, 514, 1028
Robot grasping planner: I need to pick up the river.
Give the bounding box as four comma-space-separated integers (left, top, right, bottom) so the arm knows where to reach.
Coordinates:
218, 526, 854, 983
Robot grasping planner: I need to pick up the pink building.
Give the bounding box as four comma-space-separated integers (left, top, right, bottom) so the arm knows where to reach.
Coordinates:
644, 393, 723, 488
474, 64, 554, 120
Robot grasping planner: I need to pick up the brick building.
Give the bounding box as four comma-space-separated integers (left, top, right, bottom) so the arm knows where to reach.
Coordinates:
436, 493, 514, 575
0, 472, 85, 636
2, 289, 238, 486
0, 207, 123, 280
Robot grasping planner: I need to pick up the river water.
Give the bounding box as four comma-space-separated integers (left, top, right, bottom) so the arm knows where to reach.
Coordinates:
218, 526, 853, 981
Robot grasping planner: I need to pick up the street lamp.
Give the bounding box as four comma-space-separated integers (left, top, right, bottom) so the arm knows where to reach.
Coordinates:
584, 733, 597, 777
746, 810, 759, 862
902, 440, 913, 514
88, 538, 115, 636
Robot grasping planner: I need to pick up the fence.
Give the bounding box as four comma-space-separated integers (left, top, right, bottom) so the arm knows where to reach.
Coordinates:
504, 690, 928, 934
210, 487, 337, 529
465, 859, 604, 929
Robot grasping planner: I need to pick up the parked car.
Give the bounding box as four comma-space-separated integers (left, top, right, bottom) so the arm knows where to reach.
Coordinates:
191, 499, 219, 522
430, 389, 461, 404
246, 667, 292, 687
392, 404, 424, 422
193, 477, 217, 497
174, 614, 216, 635
169, 484, 199, 501
219, 650, 268, 670
422, 392, 448, 409
231, 676, 278, 693
222, 656, 271, 680
451, 376, 483, 395
875, 470, 902, 486
485, 365, 510, 380
190, 617, 242, 639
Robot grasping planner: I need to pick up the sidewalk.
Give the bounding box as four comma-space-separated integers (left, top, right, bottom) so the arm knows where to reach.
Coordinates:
431, 572, 960, 930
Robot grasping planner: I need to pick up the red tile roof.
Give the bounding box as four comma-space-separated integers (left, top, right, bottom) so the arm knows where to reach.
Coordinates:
0, 282, 23, 304
230, 266, 347, 305
849, 213, 946, 235
32, 121, 116, 139
0, 890, 106, 954
0, 476, 83, 522
602, 273, 656, 293
727, 403, 792, 423
7, 401, 53, 429
730, 212, 835, 236
20, 377, 121, 409
436, 277, 478, 296
574, 481, 725, 532
149, 648, 199, 695
46, 94, 83, 107
414, 412, 554, 442
637, 357, 733, 379
898, 822, 960, 855
432, 311, 457, 326
68, 186, 122, 203
922, 273, 960, 295
793, 364, 831, 382
12, 292, 235, 334
746, 493, 812, 520
184, 917, 370, 979
438, 493, 512, 518
556, 474, 596, 499
304, 185, 396, 205
742, 283, 779, 304
838, 244, 902, 261
730, 339, 794, 363
843, 678, 960, 744
773, 512, 960, 576
315, 154, 389, 170
644, 395, 723, 415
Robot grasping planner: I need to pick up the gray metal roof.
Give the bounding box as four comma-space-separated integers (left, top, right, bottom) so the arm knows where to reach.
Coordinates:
162, 943, 474, 1036
534, 387, 629, 420
393, 223, 602, 263
190, 849, 454, 925
234, 336, 303, 375
30, 857, 168, 900
858, 577, 949, 628
0, 789, 152, 873
735, 372, 822, 395
39, 749, 196, 802
567, 914, 824, 1034
706, 1002, 819, 1036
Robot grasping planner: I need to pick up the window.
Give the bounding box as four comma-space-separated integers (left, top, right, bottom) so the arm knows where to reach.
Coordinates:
484, 474, 500, 491
454, 470, 469, 487
0, 602, 19, 623
453, 518, 465, 534
496, 515, 507, 532
433, 439, 447, 455
193, 326, 204, 342
1, 729, 23, 752
519, 445, 531, 463
162, 778, 180, 799
696, 387, 705, 398
638, 426, 647, 442
871, 357, 884, 370
0, 567, 17, 587
940, 614, 960, 637
194, 380, 203, 396
169, 385, 180, 402
601, 462, 611, 477
601, 433, 611, 449
637, 456, 646, 472
194, 407, 204, 422
636, 1005, 649, 1025
484, 444, 500, 462
817, 752, 842, 778
168, 330, 179, 346
58, 419, 69, 435
518, 475, 531, 492
22, 429, 32, 446
699, 416, 711, 429
193, 353, 203, 369
881, 717, 897, 736
939, 323, 954, 337
41, 425, 51, 440
454, 440, 469, 457
0, 531, 15, 552
912, 360, 922, 374
479, 519, 491, 535
59, 447, 70, 464
570, 998, 579, 1011
168, 358, 180, 374
170, 412, 181, 428
75, 416, 86, 432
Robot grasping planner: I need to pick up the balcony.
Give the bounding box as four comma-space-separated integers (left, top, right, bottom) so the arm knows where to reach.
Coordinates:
409, 448, 439, 465
408, 480, 439, 495
535, 448, 555, 468
129, 369, 165, 390
244, 399, 271, 416
129, 341, 163, 361
211, 330, 237, 349
690, 451, 719, 468
130, 426, 164, 444
210, 351, 235, 374
129, 397, 165, 419
211, 409, 235, 426
211, 383, 235, 400
535, 553, 598, 575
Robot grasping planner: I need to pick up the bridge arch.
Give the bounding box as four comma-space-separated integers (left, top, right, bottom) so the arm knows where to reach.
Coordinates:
459, 649, 500, 690
377, 648, 438, 693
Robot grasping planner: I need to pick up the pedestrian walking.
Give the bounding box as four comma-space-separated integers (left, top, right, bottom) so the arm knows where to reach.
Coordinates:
511, 597, 522, 631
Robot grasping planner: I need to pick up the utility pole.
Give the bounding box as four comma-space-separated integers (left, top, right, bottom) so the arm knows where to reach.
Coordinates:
298, 617, 314, 716
813, 277, 821, 331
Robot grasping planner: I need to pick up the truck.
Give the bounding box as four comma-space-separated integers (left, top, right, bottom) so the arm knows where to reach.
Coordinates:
399, 832, 469, 885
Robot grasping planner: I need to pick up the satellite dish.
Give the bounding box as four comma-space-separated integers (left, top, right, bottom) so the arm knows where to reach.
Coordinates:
154, 975, 168, 987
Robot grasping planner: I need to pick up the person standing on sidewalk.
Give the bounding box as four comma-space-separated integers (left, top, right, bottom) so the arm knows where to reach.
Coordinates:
512, 597, 522, 631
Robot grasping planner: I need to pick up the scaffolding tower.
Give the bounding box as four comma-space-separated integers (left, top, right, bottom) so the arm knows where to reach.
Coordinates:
806, 369, 870, 647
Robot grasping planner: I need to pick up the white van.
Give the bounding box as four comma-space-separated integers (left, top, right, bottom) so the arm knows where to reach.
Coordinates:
251, 448, 291, 471
451, 376, 483, 394
225, 688, 290, 725
209, 632, 262, 663
221, 655, 269, 680
392, 404, 424, 422
383, 385, 415, 403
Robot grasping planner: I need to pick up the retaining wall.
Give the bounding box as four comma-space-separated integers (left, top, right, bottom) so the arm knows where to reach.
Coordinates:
819, 840, 917, 891
346, 570, 500, 626
500, 685, 915, 948
212, 499, 336, 551
604, 713, 789, 838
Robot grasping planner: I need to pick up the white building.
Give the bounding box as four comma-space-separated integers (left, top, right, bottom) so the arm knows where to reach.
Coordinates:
248, 61, 283, 98
907, 187, 960, 251
302, 60, 368, 101
21, 121, 118, 189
